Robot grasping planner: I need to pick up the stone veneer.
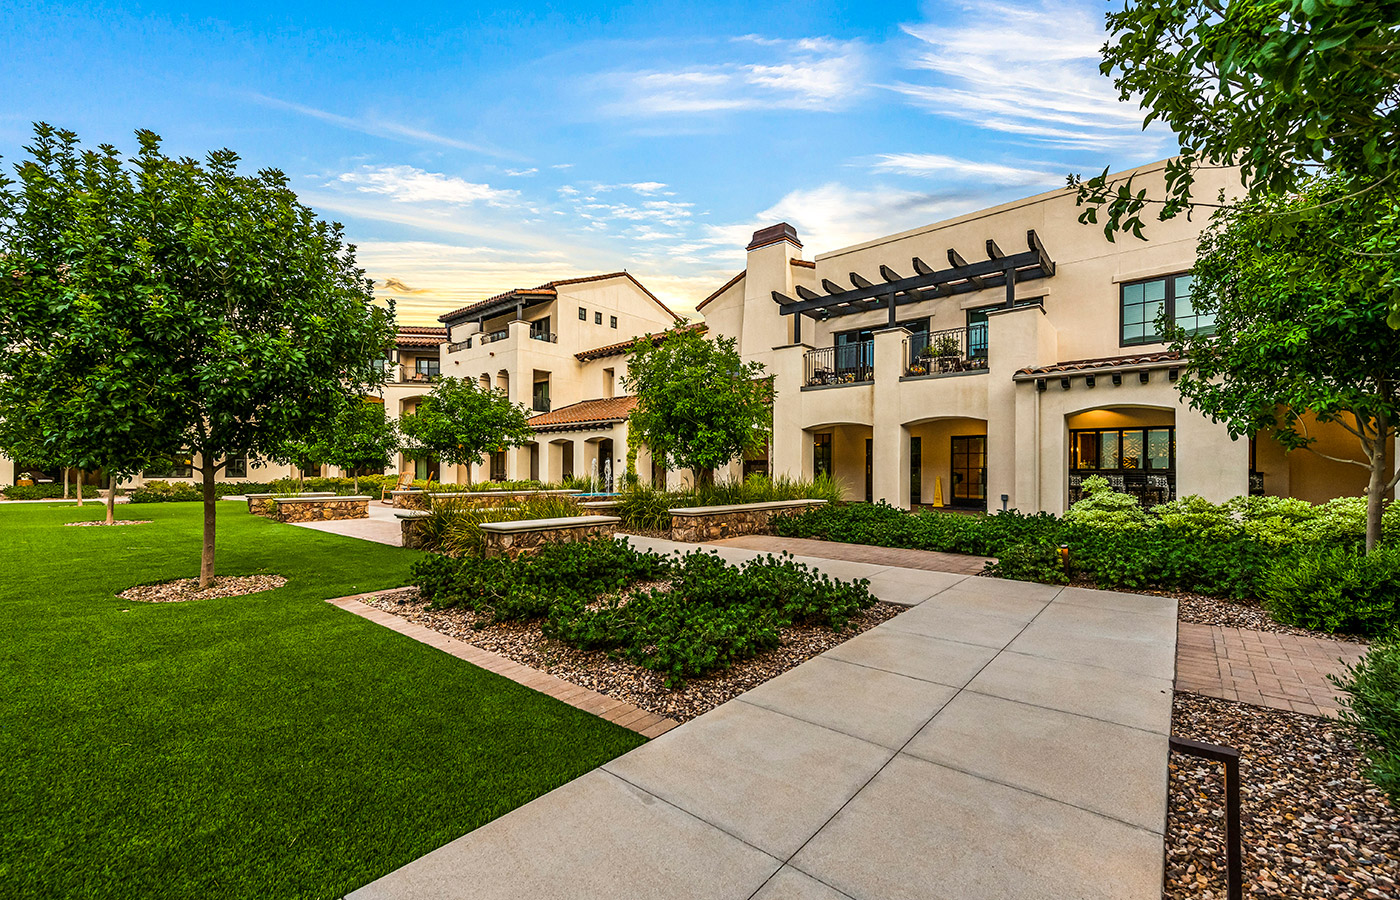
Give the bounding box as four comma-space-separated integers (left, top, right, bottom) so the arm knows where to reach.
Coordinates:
668, 499, 828, 543
390, 489, 580, 511
479, 516, 620, 559
245, 492, 336, 517
397, 511, 432, 550
271, 496, 371, 523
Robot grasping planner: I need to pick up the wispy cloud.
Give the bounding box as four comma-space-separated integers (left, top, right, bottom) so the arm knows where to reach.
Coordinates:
244, 92, 518, 158
869, 153, 1063, 187
892, 2, 1171, 153
336, 165, 519, 207
594, 36, 868, 115
504, 167, 538, 177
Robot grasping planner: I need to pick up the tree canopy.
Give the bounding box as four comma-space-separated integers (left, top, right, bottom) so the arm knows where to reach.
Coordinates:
0, 124, 393, 583
1072, 0, 1399, 253
397, 377, 533, 470
1174, 173, 1400, 551
312, 398, 401, 493
623, 328, 771, 485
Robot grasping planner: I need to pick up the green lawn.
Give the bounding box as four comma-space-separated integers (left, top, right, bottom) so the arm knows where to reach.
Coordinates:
0, 501, 645, 899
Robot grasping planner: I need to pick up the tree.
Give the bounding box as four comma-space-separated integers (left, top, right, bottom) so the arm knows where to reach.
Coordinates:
1174, 174, 1400, 551
623, 328, 771, 486
1071, 0, 1400, 318
0, 124, 393, 585
397, 377, 532, 476
314, 398, 400, 493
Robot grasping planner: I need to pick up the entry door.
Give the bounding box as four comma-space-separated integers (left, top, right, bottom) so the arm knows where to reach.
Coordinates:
950, 436, 987, 508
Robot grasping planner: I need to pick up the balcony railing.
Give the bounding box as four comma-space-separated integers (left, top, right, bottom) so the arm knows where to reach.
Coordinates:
804, 341, 873, 387
904, 325, 989, 376
447, 339, 471, 352
397, 365, 440, 384
528, 331, 558, 343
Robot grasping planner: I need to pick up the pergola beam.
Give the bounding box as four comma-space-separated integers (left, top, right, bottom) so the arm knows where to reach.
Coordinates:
774, 250, 1047, 316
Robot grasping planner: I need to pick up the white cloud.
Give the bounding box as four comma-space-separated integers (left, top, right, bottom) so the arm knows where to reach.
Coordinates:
244, 92, 514, 158
597, 36, 868, 116
870, 153, 1063, 186
504, 167, 538, 177
892, 1, 1171, 153
336, 165, 518, 207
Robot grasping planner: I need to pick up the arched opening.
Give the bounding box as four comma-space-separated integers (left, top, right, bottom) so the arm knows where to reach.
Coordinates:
1066, 407, 1176, 506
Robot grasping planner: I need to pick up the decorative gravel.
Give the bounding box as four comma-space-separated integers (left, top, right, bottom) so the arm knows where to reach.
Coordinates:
362, 588, 903, 722
65, 520, 152, 527
118, 574, 288, 603
1166, 691, 1398, 899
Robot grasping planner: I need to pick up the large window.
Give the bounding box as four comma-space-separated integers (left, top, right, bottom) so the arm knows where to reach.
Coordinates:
224, 454, 247, 479
490, 450, 507, 482
1120, 274, 1213, 346
1070, 427, 1175, 472
171, 454, 193, 478
415, 357, 440, 378
813, 433, 833, 478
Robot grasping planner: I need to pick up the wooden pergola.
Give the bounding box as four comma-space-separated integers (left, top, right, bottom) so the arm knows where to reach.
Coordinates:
771, 229, 1056, 341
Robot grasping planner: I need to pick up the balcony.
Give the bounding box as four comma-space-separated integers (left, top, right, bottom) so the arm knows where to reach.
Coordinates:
528, 330, 558, 343
479, 329, 510, 345
904, 325, 988, 377
396, 365, 440, 385
805, 341, 873, 387
447, 339, 471, 353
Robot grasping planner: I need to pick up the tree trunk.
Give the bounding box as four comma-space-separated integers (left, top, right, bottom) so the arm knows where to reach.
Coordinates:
75, 469, 84, 506
199, 464, 217, 589
63, 468, 69, 499
696, 467, 715, 488
353, 472, 359, 494
106, 479, 117, 525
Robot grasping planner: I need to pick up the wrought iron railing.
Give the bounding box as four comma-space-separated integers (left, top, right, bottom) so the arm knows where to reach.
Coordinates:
1068, 471, 1175, 505
447, 339, 471, 353
804, 341, 873, 386
479, 329, 510, 345
397, 365, 440, 384
904, 325, 989, 376
528, 331, 558, 343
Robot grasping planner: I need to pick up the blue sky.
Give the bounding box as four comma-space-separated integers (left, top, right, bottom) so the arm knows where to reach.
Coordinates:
1, 0, 1175, 324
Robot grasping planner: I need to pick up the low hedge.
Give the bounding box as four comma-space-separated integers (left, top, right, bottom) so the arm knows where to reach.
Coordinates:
128, 481, 278, 503
1333, 634, 1400, 804
2, 484, 103, 500
411, 537, 875, 686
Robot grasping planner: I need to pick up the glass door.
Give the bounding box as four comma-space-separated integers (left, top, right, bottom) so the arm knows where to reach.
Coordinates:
950, 436, 987, 509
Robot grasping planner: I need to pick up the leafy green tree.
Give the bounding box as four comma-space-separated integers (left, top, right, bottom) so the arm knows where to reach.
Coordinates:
1175, 174, 1400, 552
623, 328, 771, 486
1073, 0, 1399, 235
314, 398, 400, 493
398, 377, 532, 475
0, 124, 393, 585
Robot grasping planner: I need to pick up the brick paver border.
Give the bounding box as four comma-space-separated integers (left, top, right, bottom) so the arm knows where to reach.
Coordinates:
1175, 621, 1369, 718
327, 593, 678, 738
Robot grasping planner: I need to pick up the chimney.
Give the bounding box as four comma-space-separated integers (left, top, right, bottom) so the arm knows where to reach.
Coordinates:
746, 222, 802, 252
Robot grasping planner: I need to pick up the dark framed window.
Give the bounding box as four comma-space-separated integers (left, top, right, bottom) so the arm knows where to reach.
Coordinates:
813, 433, 833, 479
910, 436, 922, 506
864, 438, 873, 503
579, 307, 587, 320
610, 315, 618, 329
224, 454, 248, 479
1069, 427, 1175, 472
594, 311, 603, 325
490, 450, 507, 482
965, 298, 1040, 358
529, 316, 551, 340
415, 357, 440, 377
171, 454, 193, 479
1120, 274, 1212, 346
532, 380, 550, 413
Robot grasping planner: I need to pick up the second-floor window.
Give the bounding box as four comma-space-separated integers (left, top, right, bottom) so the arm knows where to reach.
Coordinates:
595, 311, 603, 325
224, 454, 248, 479
579, 307, 587, 320
610, 315, 618, 329
415, 358, 440, 378
1121, 273, 1213, 346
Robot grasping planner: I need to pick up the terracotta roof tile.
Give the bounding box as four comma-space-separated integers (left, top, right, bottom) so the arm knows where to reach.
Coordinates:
438, 272, 681, 324
695, 270, 745, 311
394, 326, 447, 348
790, 257, 816, 269
528, 395, 639, 429
1016, 351, 1181, 377
574, 322, 708, 362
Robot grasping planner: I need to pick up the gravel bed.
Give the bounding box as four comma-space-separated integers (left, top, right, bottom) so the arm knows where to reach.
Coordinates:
118, 574, 288, 603
1166, 691, 1398, 899
362, 588, 903, 722
65, 519, 152, 527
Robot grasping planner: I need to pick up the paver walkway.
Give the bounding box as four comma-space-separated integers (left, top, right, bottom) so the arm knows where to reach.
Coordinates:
350, 536, 1178, 900
1176, 622, 1367, 718
711, 533, 992, 574
287, 500, 404, 546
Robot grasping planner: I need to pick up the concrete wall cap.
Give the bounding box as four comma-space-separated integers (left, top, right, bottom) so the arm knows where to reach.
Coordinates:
479, 515, 620, 533
668, 499, 828, 516
272, 495, 373, 503
246, 492, 337, 500
393, 510, 433, 519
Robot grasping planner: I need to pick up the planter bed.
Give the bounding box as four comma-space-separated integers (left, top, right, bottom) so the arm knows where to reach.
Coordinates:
668, 498, 828, 542
363, 588, 903, 723
389, 489, 580, 511
1165, 691, 1398, 900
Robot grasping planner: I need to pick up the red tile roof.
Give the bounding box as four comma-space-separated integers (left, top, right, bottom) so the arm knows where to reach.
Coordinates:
695, 270, 745, 311
438, 272, 681, 324
1015, 351, 1181, 377
528, 395, 639, 429
394, 326, 447, 348
790, 257, 816, 269
574, 322, 708, 361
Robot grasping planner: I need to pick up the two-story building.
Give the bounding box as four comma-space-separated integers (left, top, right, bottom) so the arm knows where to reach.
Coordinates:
698, 160, 1376, 513
432, 272, 686, 486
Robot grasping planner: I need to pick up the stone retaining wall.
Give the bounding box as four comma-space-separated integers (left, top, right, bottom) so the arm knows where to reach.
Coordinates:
480, 517, 619, 560
390, 489, 579, 511
398, 513, 432, 550
272, 496, 371, 523
669, 500, 827, 543
246, 492, 336, 517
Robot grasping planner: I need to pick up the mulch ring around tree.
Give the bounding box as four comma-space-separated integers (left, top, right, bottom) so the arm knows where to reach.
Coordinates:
363, 588, 904, 723
65, 520, 153, 527
1165, 691, 1398, 900
118, 574, 288, 603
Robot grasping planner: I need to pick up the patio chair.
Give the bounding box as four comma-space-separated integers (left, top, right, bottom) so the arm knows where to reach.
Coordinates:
382, 472, 413, 504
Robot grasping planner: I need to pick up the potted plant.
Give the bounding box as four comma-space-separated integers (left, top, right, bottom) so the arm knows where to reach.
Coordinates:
932, 334, 963, 371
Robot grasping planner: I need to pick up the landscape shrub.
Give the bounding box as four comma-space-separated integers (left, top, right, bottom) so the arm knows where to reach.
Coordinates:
1332, 633, 1400, 804
616, 473, 843, 531
414, 494, 584, 556
271, 475, 397, 496
1261, 546, 1400, 636
1063, 476, 1150, 531
2, 483, 102, 500
982, 540, 1067, 584
616, 484, 675, 530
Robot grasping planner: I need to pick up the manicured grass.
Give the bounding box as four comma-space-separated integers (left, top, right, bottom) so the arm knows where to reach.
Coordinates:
0, 501, 646, 899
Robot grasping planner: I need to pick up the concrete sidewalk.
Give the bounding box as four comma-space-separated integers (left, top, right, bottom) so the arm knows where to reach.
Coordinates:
350, 549, 1177, 900
289, 501, 404, 546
